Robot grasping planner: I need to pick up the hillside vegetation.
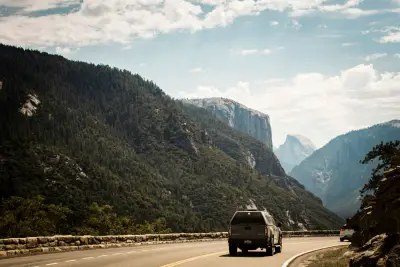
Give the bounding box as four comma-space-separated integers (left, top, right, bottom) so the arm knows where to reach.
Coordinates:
0, 44, 342, 237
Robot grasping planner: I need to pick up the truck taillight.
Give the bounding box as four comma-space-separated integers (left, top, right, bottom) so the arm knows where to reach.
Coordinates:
229, 226, 231, 236
265, 226, 269, 236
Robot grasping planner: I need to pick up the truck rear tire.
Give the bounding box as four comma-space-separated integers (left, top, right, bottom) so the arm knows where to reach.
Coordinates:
229, 245, 237, 256
275, 238, 282, 253
266, 246, 274, 256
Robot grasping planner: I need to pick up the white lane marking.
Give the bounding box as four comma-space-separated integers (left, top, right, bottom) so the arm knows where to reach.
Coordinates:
82, 257, 94, 260
285, 240, 339, 245
98, 254, 108, 257
46, 263, 59, 266
65, 259, 76, 262
281, 244, 348, 267
160, 251, 225, 267
113, 253, 123, 255
141, 249, 149, 252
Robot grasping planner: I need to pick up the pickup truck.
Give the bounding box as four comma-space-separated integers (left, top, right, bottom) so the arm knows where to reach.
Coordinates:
228, 209, 282, 256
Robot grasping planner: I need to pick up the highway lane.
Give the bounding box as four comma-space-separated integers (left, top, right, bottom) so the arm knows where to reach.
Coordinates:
0, 237, 346, 267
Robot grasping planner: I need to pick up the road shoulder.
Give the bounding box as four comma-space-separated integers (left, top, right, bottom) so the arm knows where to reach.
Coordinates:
283, 243, 349, 267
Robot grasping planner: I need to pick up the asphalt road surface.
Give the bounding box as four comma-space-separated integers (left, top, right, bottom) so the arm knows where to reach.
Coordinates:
0, 237, 345, 267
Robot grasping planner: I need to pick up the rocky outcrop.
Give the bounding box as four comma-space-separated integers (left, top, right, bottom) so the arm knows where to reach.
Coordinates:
275, 134, 316, 173
348, 166, 400, 267
182, 98, 273, 149
0, 231, 339, 257
349, 167, 400, 246
386, 245, 400, 266
349, 234, 400, 267
290, 121, 400, 218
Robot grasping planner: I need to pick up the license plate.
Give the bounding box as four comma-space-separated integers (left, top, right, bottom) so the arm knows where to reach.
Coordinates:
244, 240, 252, 244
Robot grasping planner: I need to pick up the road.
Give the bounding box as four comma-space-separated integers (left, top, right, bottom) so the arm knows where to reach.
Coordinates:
0, 237, 345, 267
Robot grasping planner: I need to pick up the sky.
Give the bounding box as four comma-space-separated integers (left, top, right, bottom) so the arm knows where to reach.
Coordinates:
0, 0, 399, 148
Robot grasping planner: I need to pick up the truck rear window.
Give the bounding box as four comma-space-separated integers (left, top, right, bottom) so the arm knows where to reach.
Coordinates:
231, 212, 265, 225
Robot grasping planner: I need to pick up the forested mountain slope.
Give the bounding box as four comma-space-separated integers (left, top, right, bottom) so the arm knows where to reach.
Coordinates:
0, 44, 342, 237
180, 103, 343, 229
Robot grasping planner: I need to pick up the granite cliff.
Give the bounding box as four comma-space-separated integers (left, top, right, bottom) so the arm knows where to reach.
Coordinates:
182, 98, 273, 149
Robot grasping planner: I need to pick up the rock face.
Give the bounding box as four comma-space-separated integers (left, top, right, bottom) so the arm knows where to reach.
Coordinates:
347, 144, 400, 267
349, 166, 400, 246
182, 98, 273, 149
274, 134, 316, 173
349, 233, 400, 267
290, 121, 400, 218
348, 166, 400, 266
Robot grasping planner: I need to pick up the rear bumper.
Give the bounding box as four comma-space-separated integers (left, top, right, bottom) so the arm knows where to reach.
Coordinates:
228, 238, 269, 248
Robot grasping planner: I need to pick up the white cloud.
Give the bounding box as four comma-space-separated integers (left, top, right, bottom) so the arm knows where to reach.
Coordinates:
318, 24, 328, 29
290, 0, 398, 19
239, 49, 272, 56
189, 67, 204, 73
339, 8, 381, 18
0, 0, 396, 48
270, 21, 279, 26
55, 46, 79, 56
364, 53, 388, 62
379, 27, 400, 43
3, 0, 376, 48
0, 0, 80, 12
179, 64, 400, 147
395, 54, 400, 59
342, 42, 357, 47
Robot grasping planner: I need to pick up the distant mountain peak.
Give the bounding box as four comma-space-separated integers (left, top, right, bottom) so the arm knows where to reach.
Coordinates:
275, 134, 316, 173
286, 134, 317, 150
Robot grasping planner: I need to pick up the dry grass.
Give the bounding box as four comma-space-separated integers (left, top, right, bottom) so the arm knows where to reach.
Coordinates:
305, 247, 353, 267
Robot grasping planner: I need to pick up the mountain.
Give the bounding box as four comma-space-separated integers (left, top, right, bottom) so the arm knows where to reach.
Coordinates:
182, 98, 273, 149
0, 44, 343, 237
275, 135, 317, 173
290, 121, 400, 218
